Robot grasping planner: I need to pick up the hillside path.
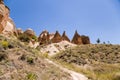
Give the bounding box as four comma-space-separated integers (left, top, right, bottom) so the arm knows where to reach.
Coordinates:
45, 59, 88, 80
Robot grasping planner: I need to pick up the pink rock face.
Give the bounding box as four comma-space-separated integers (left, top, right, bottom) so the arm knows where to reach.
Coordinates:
0, 1, 17, 36
0, 1, 9, 33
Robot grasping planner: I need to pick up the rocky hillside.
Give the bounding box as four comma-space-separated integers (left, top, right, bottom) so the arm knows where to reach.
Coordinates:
0, 35, 72, 80
53, 44, 120, 80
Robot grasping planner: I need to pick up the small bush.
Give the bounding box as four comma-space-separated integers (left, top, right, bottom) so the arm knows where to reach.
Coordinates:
42, 53, 48, 58
0, 53, 8, 61
31, 35, 38, 41
0, 41, 9, 49
26, 73, 37, 80
18, 34, 30, 42
27, 57, 34, 64
20, 54, 26, 61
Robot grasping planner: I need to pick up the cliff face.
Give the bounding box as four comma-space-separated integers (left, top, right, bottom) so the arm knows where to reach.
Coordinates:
0, 1, 17, 35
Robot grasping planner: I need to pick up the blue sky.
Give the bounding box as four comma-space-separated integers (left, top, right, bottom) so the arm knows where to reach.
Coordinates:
4, 0, 120, 44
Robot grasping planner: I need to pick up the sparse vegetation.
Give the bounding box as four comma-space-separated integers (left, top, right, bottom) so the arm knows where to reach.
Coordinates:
53, 44, 120, 80
18, 34, 31, 42
0, 41, 9, 49
27, 57, 34, 64
26, 73, 37, 80
0, 35, 71, 80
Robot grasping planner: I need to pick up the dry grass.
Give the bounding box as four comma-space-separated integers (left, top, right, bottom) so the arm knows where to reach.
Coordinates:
52, 44, 120, 80
0, 35, 72, 80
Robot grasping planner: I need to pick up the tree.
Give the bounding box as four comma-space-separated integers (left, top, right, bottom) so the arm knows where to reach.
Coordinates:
96, 38, 100, 44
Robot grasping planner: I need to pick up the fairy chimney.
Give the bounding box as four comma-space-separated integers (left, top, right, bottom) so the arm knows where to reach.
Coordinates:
62, 31, 70, 42
71, 30, 83, 45
51, 31, 62, 43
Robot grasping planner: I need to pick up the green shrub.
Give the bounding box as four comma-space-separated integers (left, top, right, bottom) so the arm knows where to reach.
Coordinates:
42, 53, 48, 58
31, 35, 38, 41
26, 73, 37, 80
27, 57, 34, 64
18, 34, 30, 42
0, 41, 9, 49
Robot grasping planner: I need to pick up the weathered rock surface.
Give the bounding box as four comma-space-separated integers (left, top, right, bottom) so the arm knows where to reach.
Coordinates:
51, 31, 62, 43
71, 31, 83, 45
0, 1, 17, 35
24, 28, 35, 37
2, 17, 17, 35
0, 1, 9, 33
38, 30, 50, 45
62, 31, 70, 42
17, 28, 23, 35
81, 35, 90, 44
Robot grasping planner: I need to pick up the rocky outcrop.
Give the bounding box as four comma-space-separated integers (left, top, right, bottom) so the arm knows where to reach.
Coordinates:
0, 1, 10, 33
51, 31, 62, 43
62, 31, 70, 42
17, 28, 23, 35
71, 31, 83, 45
81, 35, 90, 44
2, 17, 17, 36
49, 33, 55, 40
0, 1, 17, 36
38, 30, 50, 45
24, 28, 35, 37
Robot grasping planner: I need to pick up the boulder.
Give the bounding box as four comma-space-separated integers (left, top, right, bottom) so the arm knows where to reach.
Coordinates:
51, 31, 62, 43
71, 30, 83, 45
62, 31, 70, 42
17, 28, 23, 35
24, 28, 35, 37
81, 35, 90, 44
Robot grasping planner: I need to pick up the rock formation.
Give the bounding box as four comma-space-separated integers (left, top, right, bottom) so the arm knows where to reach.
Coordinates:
62, 31, 70, 42
49, 33, 55, 40
2, 17, 17, 36
71, 30, 83, 45
51, 31, 62, 43
0, 1, 17, 35
38, 30, 50, 45
24, 28, 35, 37
81, 35, 90, 44
17, 28, 23, 35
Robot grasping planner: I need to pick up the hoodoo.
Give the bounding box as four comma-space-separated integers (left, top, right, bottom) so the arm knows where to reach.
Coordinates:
62, 31, 70, 42
71, 30, 83, 45
51, 31, 62, 43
